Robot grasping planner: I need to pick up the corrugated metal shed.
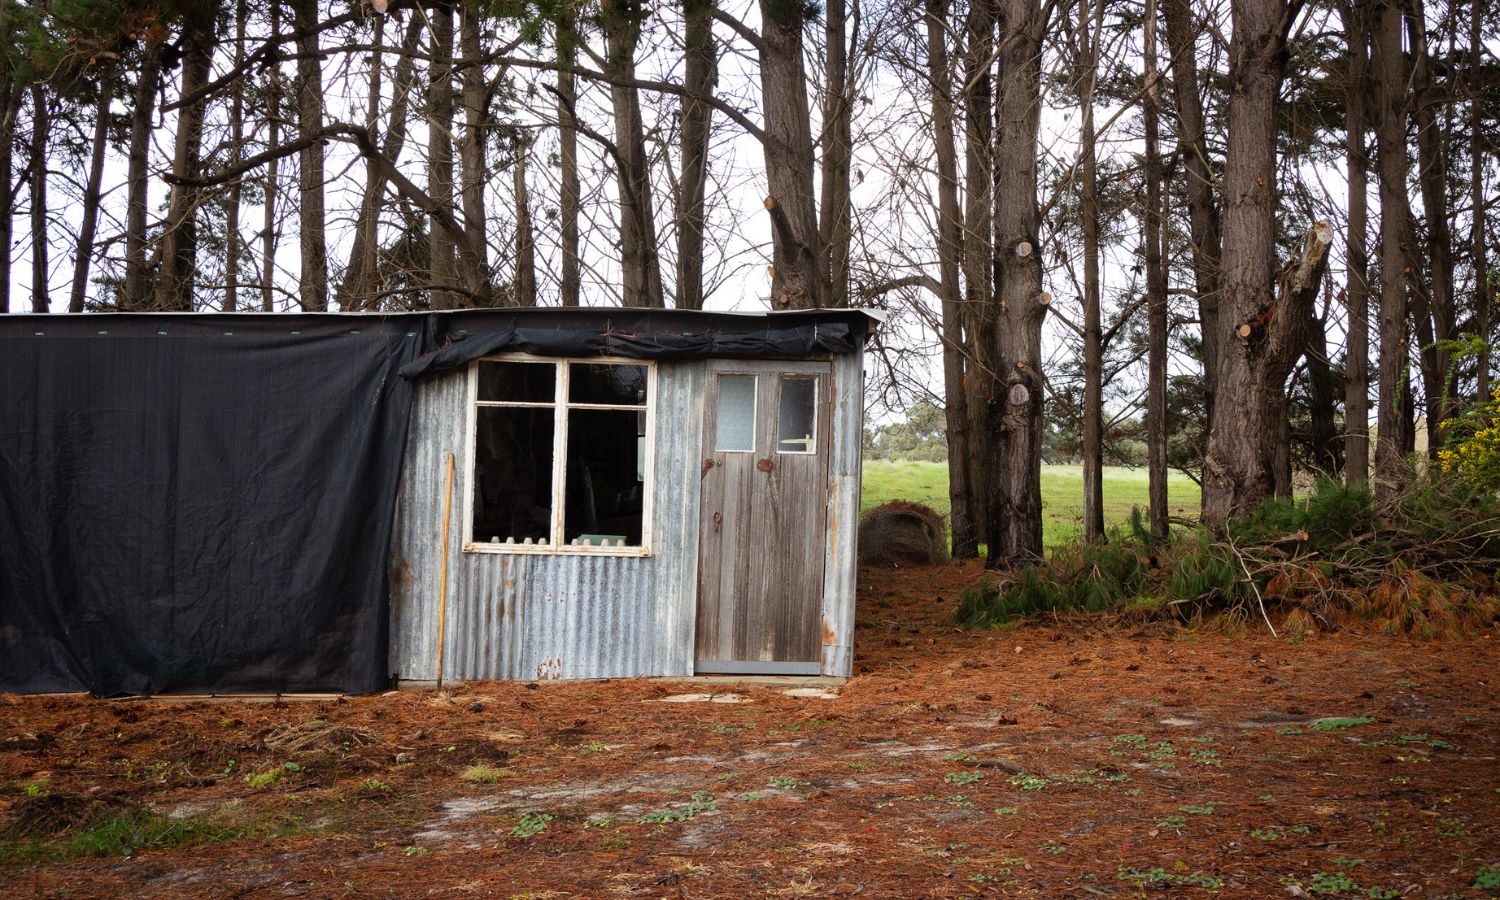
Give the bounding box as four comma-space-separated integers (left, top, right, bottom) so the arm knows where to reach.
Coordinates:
389, 326, 866, 683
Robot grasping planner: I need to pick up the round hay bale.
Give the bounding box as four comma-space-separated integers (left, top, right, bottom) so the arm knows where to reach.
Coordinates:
858, 501, 949, 566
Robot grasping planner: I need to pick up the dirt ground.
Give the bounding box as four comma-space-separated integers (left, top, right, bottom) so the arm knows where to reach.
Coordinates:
3, 562, 1498, 898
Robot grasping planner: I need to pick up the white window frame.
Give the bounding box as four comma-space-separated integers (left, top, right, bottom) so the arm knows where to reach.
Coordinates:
463, 354, 655, 557
713, 373, 758, 453
774, 375, 819, 455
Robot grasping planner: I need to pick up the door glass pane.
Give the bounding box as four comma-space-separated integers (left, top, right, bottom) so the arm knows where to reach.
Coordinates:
715, 374, 756, 451
477, 360, 555, 403
777, 377, 817, 454
569, 363, 648, 406
472, 407, 554, 544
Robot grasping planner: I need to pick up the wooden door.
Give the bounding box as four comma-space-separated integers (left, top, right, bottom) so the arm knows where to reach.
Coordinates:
696, 360, 831, 674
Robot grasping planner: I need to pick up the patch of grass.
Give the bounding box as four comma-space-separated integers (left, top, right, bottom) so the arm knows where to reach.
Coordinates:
1251, 828, 1281, 841
2, 809, 249, 863
768, 776, 806, 790
459, 765, 514, 783
1292, 870, 1398, 898
243, 762, 301, 790
1179, 802, 1216, 816
994, 807, 1019, 815
1117, 866, 1223, 890
20, 778, 51, 797
357, 778, 391, 794
1388, 733, 1457, 751
945, 771, 981, 785
1473, 866, 1500, 891
1157, 815, 1188, 829
1310, 716, 1378, 731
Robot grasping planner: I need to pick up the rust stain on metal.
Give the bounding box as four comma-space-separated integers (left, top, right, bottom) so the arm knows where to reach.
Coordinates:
821, 618, 837, 646
701, 457, 716, 478
756, 458, 774, 472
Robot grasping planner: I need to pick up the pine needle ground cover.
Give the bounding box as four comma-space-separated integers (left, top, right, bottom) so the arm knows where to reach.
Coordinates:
2, 566, 1497, 895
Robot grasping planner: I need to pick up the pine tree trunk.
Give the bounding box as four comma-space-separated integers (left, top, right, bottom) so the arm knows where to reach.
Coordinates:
295, 0, 328, 311
986, 0, 1047, 565
69, 88, 110, 313
557, 16, 581, 308
123, 40, 161, 310
1143, 0, 1169, 544
1200, 0, 1307, 530
28, 84, 49, 313
513, 142, 536, 307
1408, 0, 1454, 452
1372, 0, 1411, 499
262, 0, 281, 311
154, 14, 213, 313
757, 0, 823, 309
1079, 0, 1105, 543
428, 6, 460, 308
460, 6, 490, 297
962, 0, 995, 546
1163, 0, 1221, 486
1474, 0, 1490, 399
1305, 310, 1342, 473
676, 0, 715, 310
1342, 0, 1372, 486
603, 0, 665, 308
224, 0, 246, 312
924, 0, 978, 559
818, 0, 852, 305
0, 75, 14, 314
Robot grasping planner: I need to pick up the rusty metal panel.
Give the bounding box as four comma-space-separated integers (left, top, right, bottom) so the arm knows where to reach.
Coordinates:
391, 360, 705, 682
820, 346, 864, 677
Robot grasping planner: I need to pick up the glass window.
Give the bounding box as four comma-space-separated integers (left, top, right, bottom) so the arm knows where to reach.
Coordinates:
776, 377, 817, 454
569, 363, 648, 406
470, 359, 651, 551
715, 374, 757, 452
477, 360, 554, 403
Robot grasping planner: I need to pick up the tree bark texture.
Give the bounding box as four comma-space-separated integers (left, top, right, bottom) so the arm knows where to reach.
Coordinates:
962, 0, 995, 544
0, 71, 14, 313
676, 0, 716, 310
1200, 0, 1300, 530
1474, 0, 1491, 400
262, 0, 281, 311
1372, 0, 1411, 499
27, 84, 48, 313
818, 0, 853, 305
224, 0, 247, 312
924, 0, 978, 559
603, 0, 665, 308
758, 0, 824, 309
514, 141, 537, 307
1164, 0, 1222, 449
428, 6, 460, 309
1341, 0, 1372, 486
1143, 0, 1169, 544
1079, 0, 1106, 543
460, 6, 491, 293
70, 87, 111, 313
295, 0, 328, 311
154, 13, 214, 313
557, 15, 581, 307
986, 0, 1047, 565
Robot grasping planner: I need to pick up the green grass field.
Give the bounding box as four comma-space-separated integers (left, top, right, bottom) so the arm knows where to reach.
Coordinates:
862, 460, 1201, 549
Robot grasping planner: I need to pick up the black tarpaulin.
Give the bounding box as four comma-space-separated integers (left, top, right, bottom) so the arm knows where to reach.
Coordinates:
396, 308, 874, 379
0, 316, 423, 696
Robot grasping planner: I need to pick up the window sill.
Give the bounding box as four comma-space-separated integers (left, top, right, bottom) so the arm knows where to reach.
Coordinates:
461, 542, 651, 558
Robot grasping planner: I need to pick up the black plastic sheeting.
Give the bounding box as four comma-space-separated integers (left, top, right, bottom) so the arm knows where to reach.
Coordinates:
396, 307, 873, 379
0, 316, 423, 696
0, 308, 872, 696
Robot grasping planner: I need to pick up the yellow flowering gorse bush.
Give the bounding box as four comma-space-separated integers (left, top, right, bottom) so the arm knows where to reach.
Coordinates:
1438, 386, 1500, 492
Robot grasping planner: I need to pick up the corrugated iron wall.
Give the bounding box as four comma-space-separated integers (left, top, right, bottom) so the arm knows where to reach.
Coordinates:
389, 361, 705, 682
389, 349, 860, 683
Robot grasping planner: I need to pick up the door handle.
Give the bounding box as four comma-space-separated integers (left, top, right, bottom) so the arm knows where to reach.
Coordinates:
756, 458, 775, 472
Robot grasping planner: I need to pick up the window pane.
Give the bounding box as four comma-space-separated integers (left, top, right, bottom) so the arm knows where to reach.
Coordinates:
715, 374, 756, 452
472, 407, 554, 544
477, 361, 555, 404
563, 409, 644, 547
569, 363, 648, 406
777, 377, 817, 453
